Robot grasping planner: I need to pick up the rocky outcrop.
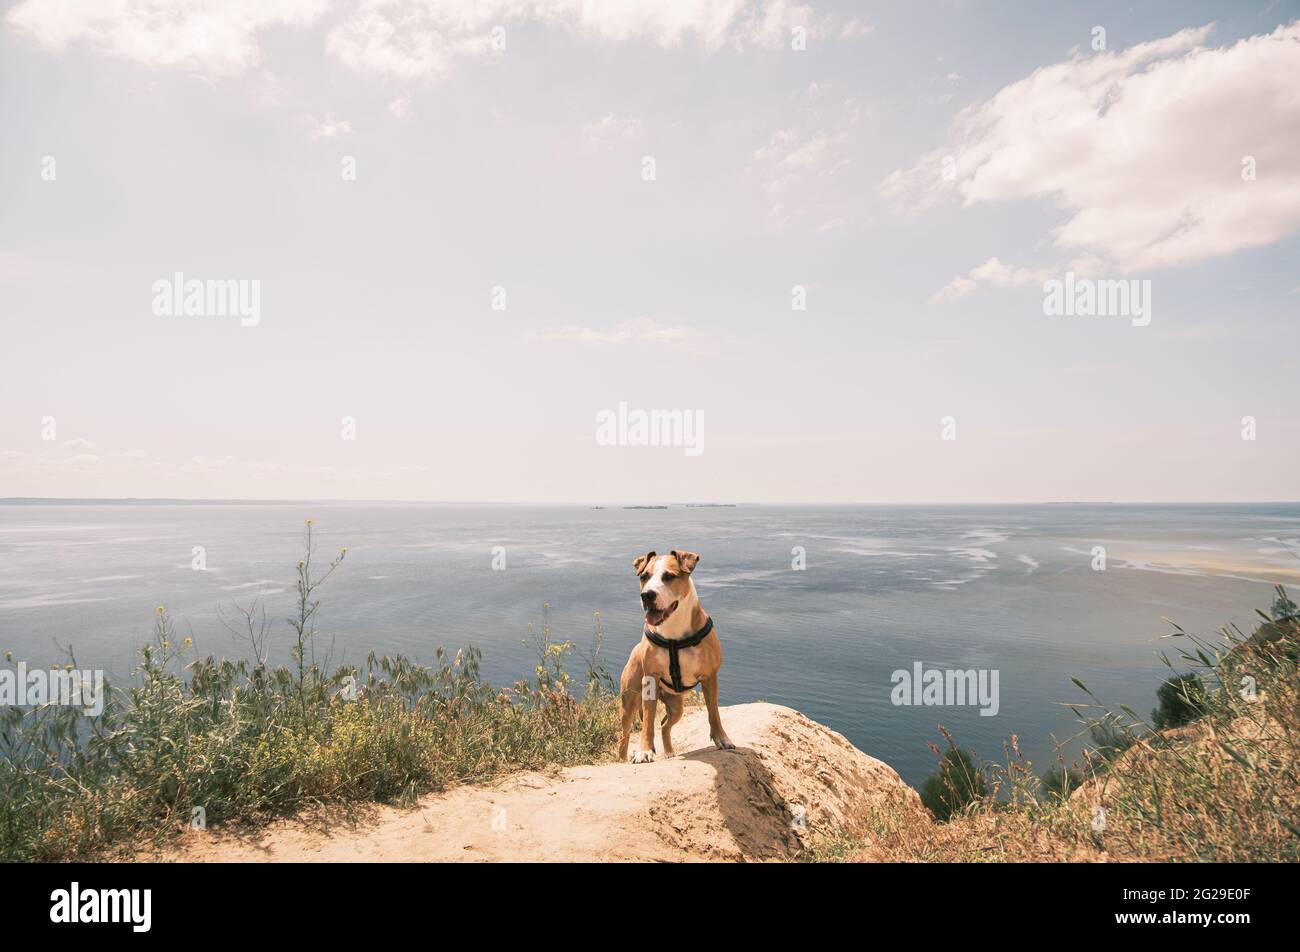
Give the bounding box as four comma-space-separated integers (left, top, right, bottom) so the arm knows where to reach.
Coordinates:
156, 703, 927, 862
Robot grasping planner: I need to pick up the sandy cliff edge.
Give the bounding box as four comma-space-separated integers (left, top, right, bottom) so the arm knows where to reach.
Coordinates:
148, 702, 928, 862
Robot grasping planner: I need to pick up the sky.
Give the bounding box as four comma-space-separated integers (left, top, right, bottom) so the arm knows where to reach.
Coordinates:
0, 0, 1297, 504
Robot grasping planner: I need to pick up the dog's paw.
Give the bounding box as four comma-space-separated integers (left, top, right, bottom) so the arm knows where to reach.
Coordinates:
712, 736, 736, 751
631, 750, 656, 764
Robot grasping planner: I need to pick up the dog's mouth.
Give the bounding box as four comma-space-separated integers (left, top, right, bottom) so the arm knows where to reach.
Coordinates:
643, 600, 679, 627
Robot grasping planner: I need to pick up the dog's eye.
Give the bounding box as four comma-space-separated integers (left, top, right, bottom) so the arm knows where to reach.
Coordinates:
639, 573, 650, 582
661, 573, 677, 582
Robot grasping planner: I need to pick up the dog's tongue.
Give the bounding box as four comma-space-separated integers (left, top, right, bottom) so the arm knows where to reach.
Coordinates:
644, 601, 677, 628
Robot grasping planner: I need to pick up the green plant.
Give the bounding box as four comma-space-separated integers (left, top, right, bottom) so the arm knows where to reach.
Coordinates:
1039, 764, 1082, 802
287, 520, 346, 722
1085, 718, 1137, 765
919, 744, 987, 821
583, 611, 618, 695
1269, 588, 1299, 622
1151, 673, 1209, 730
522, 602, 576, 693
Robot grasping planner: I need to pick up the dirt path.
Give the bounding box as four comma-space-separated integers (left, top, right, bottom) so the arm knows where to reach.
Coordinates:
151, 703, 925, 862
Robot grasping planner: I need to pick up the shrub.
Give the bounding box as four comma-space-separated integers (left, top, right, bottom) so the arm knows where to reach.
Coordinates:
1039, 764, 1082, 801
1086, 719, 1137, 765
919, 746, 986, 821
1269, 589, 1299, 622
1151, 673, 1208, 730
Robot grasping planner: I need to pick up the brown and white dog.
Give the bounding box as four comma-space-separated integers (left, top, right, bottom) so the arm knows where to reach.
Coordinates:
618, 549, 734, 763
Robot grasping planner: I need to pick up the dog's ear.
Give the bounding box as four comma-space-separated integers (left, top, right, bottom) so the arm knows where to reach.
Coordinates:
632, 551, 657, 575
671, 550, 700, 575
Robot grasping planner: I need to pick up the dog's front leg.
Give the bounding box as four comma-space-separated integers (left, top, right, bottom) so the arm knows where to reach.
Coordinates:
632, 689, 658, 763
660, 692, 683, 757
702, 673, 735, 750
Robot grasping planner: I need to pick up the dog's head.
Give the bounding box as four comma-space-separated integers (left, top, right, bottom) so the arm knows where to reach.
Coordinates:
633, 549, 700, 627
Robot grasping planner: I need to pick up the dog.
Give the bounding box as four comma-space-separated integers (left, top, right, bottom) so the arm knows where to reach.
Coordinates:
618, 549, 734, 763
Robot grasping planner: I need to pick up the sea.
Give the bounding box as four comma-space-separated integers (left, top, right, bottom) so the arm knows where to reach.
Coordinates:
1, 501, 1296, 787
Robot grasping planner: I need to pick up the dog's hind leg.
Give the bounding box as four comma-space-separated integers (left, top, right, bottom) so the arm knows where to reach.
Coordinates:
618, 688, 639, 761
618, 648, 643, 762
659, 692, 684, 757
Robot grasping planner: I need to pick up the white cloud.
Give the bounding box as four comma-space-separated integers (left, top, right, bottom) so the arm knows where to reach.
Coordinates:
6, 0, 328, 79
387, 92, 413, 119
530, 318, 688, 345
752, 95, 861, 223
840, 18, 873, 39
60, 438, 96, 450
528, 317, 725, 356
753, 116, 856, 194
7, 0, 851, 82
930, 257, 1060, 303
325, 0, 493, 80
302, 113, 353, 139
742, 0, 827, 49
581, 113, 644, 147
931, 275, 977, 303
251, 70, 290, 108
883, 22, 1300, 274
327, 0, 832, 80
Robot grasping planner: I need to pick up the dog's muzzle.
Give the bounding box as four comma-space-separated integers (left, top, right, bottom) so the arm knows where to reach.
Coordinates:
642, 597, 678, 628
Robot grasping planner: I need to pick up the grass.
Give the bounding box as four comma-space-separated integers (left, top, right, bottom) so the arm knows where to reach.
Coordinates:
806, 586, 1300, 863
0, 522, 621, 862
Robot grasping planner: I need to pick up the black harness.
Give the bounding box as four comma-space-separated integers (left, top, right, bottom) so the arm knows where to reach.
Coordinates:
643, 616, 714, 694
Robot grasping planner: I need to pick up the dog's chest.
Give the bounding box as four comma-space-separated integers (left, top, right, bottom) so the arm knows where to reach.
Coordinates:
645, 640, 711, 693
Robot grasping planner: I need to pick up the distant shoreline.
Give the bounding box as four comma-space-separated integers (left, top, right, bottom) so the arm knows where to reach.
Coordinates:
3, 498, 1298, 508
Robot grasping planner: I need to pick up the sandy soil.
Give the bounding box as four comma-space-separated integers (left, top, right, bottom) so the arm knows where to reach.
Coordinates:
1107, 547, 1300, 585
147, 702, 923, 863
